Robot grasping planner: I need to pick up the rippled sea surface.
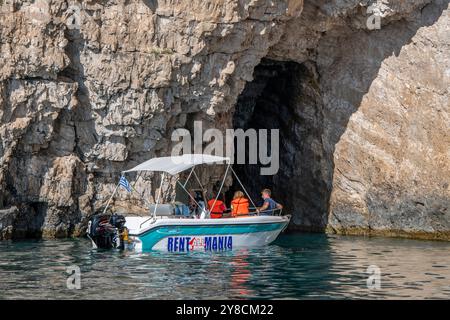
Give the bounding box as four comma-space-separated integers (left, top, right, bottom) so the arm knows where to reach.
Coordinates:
0, 233, 449, 299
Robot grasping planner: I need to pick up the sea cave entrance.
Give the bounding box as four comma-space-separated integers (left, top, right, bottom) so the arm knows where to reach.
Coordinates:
228, 58, 331, 231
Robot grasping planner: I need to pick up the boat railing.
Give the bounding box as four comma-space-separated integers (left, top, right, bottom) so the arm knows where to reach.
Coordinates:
247, 207, 283, 216
137, 206, 284, 228
203, 206, 285, 217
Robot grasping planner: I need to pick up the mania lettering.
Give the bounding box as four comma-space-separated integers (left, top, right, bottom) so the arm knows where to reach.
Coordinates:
167, 236, 233, 252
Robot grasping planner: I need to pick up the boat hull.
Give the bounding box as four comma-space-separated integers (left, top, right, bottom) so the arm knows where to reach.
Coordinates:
125, 215, 290, 252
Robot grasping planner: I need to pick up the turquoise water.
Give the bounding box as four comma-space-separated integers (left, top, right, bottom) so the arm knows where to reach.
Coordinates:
0, 233, 449, 299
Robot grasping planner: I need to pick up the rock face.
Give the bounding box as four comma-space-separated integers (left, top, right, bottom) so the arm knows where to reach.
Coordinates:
0, 0, 449, 240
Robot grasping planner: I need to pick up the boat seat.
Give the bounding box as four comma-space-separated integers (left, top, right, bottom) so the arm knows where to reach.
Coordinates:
148, 204, 174, 216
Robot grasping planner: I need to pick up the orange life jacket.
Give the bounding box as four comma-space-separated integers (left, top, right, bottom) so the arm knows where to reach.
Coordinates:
231, 197, 249, 217
208, 199, 226, 218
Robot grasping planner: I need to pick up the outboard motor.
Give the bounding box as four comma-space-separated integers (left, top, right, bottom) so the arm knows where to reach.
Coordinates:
87, 214, 129, 249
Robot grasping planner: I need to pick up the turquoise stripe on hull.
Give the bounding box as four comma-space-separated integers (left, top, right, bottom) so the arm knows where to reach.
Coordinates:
135, 222, 286, 251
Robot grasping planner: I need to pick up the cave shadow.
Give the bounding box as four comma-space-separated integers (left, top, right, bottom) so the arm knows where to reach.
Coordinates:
9, 202, 47, 239
230, 1, 449, 232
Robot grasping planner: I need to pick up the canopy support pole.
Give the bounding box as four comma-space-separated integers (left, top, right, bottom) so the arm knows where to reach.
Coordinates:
192, 168, 208, 202
230, 166, 258, 212
101, 181, 120, 215
152, 172, 165, 219
183, 167, 195, 188
176, 179, 202, 213
132, 171, 142, 190
129, 180, 153, 209
139, 173, 166, 229
209, 163, 231, 217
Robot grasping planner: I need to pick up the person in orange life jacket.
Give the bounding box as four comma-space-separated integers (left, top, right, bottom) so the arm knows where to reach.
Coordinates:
207, 192, 226, 219
231, 191, 250, 217
256, 189, 283, 215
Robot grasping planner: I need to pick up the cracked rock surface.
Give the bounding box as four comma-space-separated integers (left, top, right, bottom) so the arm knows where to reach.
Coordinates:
0, 0, 449, 240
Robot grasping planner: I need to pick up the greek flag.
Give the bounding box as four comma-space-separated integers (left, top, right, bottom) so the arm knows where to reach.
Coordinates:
119, 175, 131, 192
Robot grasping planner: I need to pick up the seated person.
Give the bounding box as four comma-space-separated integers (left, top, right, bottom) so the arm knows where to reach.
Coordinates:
188, 190, 198, 213
207, 192, 226, 219
190, 190, 207, 218
256, 188, 283, 215
230, 191, 249, 217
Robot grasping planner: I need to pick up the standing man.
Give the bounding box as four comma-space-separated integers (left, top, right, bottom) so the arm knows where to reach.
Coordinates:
256, 189, 283, 215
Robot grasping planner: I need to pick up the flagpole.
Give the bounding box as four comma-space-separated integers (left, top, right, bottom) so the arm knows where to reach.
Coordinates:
102, 175, 122, 215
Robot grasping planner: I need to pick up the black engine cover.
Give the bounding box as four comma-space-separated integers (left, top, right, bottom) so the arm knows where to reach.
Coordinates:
88, 214, 127, 249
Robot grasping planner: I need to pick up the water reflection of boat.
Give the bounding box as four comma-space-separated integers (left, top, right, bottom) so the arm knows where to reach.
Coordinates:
230, 249, 253, 297
87, 154, 291, 252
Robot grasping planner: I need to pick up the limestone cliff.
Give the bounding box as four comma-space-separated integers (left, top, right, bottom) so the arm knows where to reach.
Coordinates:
0, 0, 449, 240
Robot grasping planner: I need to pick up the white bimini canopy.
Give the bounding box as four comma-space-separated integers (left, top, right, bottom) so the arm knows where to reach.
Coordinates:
123, 154, 230, 175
